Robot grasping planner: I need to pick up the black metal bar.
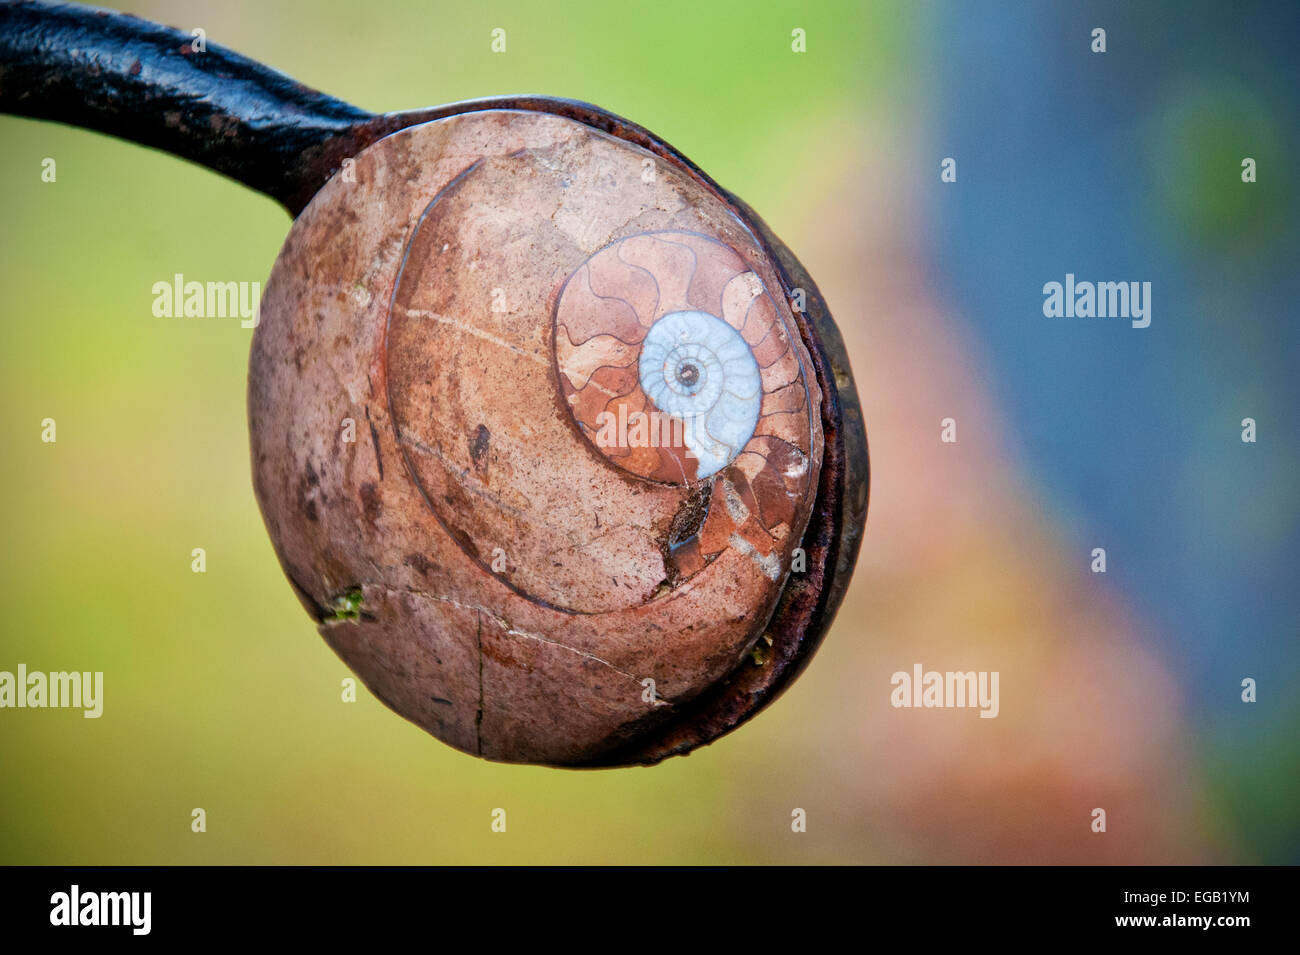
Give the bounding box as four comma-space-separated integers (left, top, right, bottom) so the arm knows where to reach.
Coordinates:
0, 0, 374, 211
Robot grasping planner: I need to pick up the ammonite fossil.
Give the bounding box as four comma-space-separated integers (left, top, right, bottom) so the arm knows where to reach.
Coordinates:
1, 0, 869, 766
554, 231, 816, 582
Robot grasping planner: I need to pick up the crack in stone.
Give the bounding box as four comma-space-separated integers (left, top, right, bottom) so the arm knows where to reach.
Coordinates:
397, 306, 550, 367
498, 624, 646, 687
361, 583, 668, 702
395, 426, 529, 520
543, 523, 643, 560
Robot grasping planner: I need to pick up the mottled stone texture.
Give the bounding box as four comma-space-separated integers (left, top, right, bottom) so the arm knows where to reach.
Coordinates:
249, 110, 822, 765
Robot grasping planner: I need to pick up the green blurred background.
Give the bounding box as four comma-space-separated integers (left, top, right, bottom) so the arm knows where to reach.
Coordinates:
1, 0, 1294, 864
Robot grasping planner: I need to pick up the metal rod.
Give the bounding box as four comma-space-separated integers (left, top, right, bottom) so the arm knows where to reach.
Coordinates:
0, 0, 373, 211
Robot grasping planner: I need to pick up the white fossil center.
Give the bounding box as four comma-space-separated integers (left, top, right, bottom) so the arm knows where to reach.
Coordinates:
638, 310, 762, 479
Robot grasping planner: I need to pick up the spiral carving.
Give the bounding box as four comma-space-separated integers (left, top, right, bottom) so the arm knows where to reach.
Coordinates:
554, 230, 816, 581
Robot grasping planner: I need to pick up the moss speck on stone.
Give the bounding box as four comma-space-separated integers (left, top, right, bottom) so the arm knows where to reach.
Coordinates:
329, 587, 364, 621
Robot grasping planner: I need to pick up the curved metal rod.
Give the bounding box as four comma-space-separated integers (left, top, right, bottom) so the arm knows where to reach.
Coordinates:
0, 1, 748, 217
0, 0, 373, 211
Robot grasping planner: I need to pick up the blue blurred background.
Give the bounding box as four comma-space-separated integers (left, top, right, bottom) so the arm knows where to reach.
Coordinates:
926, 0, 1299, 861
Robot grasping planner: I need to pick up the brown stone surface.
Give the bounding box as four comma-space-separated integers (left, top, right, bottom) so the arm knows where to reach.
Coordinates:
249, 110, 823, 765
